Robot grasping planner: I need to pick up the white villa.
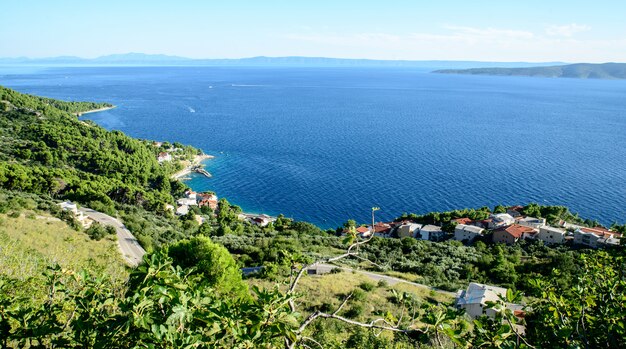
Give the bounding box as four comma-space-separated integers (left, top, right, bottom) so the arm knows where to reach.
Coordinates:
488, 213, 516, 229
535, 226, 567, 245
418, 224, 445, 241
574, 227, 621, 248
396, 223, 422, 238
455, 283, 524, 320
176, 205, 189, 216
516, 216, 546, 229
177, 198, 197, 206
454, 224, 485, 243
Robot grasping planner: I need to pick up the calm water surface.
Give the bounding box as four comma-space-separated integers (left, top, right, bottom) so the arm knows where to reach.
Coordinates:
1, 66, 625, 228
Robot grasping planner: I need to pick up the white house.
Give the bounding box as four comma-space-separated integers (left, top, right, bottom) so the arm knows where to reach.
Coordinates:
58, 201, 78, 215
574, 227, 621, 248
356, 225, 373, 237
157, 152, 172, 162
516, 216, 546, 229
176, 205, 189, 216
454, 224, 485, 243
185, 190, 198, 200
177, 198, 197, 206
418, 225, 445, 241
396, 223, 422, 238
489, 213, 515, 229
58, 201, 93, 228
535, 226, 566, 245
455, 283, 524, 319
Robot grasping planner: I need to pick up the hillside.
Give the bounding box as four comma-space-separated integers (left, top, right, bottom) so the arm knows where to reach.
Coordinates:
434, 62, 626, 79
0, 86, 203, 213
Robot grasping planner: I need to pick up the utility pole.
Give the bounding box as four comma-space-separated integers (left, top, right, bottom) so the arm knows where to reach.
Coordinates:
371, 206, 380, 235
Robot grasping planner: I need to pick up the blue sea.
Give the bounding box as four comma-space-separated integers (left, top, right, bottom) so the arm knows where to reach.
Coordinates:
1, 66, 625, 228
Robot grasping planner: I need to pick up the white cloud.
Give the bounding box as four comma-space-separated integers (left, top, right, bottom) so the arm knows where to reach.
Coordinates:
546, 23, 591, 37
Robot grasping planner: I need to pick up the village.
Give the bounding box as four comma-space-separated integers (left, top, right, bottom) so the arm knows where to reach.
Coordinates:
351, 205, 622, 249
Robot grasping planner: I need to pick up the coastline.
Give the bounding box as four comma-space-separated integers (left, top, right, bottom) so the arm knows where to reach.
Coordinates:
74, 105, 116, 116
171, 153, 214, 180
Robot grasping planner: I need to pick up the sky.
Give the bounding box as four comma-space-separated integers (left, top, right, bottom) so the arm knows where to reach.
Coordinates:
1, 0, 625, 62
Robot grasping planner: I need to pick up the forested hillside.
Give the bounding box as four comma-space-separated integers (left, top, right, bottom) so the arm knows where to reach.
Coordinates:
0, 86, 199, 213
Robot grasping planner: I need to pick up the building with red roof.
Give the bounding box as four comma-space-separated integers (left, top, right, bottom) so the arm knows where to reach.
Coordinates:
493, 224, 536, 245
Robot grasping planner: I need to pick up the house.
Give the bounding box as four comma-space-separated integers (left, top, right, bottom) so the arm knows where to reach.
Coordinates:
417, 225, 445, 241
58, 201, 78, 215
177, 198, 197, 206
176, 205, 189, 216
454, 224, 485, 243
157, 152, 172, 162
373, 222, 392, 237
194, 215, 205, 225
455, 283, 524, 320
356, 226, 372, 237
251, 214, 273, 227
489, 213, 515, 229
472, 219, 492, 229
516, 216, 546, 229
506, 206, 524, 218
492, 224, 536, 245
185, 190, 198, 200
58, 201, 92, 228
396, 223, 422, 238
453, 217, 474, 225
574, 227, 621, 248
197, 192, 217, 201
198, 198, 218, 210
165, 204, 175, 212
535, 226, 566, 245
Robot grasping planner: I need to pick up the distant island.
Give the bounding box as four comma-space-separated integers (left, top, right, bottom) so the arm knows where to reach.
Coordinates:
434, 62, 626, 80
0, 52, 564, 69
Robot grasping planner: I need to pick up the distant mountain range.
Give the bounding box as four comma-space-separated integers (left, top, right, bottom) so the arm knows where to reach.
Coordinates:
434, 63, 626, 80
0, 52, 565, 69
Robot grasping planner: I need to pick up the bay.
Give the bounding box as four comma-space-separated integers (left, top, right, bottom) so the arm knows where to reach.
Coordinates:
1, 66, 625, 228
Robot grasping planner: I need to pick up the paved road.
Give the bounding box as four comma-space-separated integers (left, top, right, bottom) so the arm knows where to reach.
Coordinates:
313, 263, 457, 297
79, 207, 146, 266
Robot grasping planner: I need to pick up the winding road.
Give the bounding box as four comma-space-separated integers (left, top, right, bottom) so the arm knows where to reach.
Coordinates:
79, 207, 146, 266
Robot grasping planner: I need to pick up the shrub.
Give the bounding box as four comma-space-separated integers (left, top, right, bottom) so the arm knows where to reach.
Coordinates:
358, 281, 376, 291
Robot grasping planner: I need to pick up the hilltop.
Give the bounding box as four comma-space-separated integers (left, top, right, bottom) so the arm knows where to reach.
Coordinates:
434, 62, 626, 79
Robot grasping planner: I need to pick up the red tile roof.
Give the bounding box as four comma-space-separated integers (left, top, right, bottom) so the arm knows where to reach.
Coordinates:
514, 310, 526, 318
453, 217, 473, 225
356, 226, 371, 233
495, 224, 535, 239
373, 222, 391, 233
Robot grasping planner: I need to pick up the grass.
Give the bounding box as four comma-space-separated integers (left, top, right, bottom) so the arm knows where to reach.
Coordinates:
249, 269, 454, 316
0, 212, 128, 282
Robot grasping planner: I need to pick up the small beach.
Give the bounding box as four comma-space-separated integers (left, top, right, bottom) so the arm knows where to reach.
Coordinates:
172, 153, 214, 180
74, 105, 116, 116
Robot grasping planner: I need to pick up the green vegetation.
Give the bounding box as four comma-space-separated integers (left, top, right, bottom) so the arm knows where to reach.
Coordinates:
434, 62, 626, 79
0, 85, 199, 214
1, 87, 624, 348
